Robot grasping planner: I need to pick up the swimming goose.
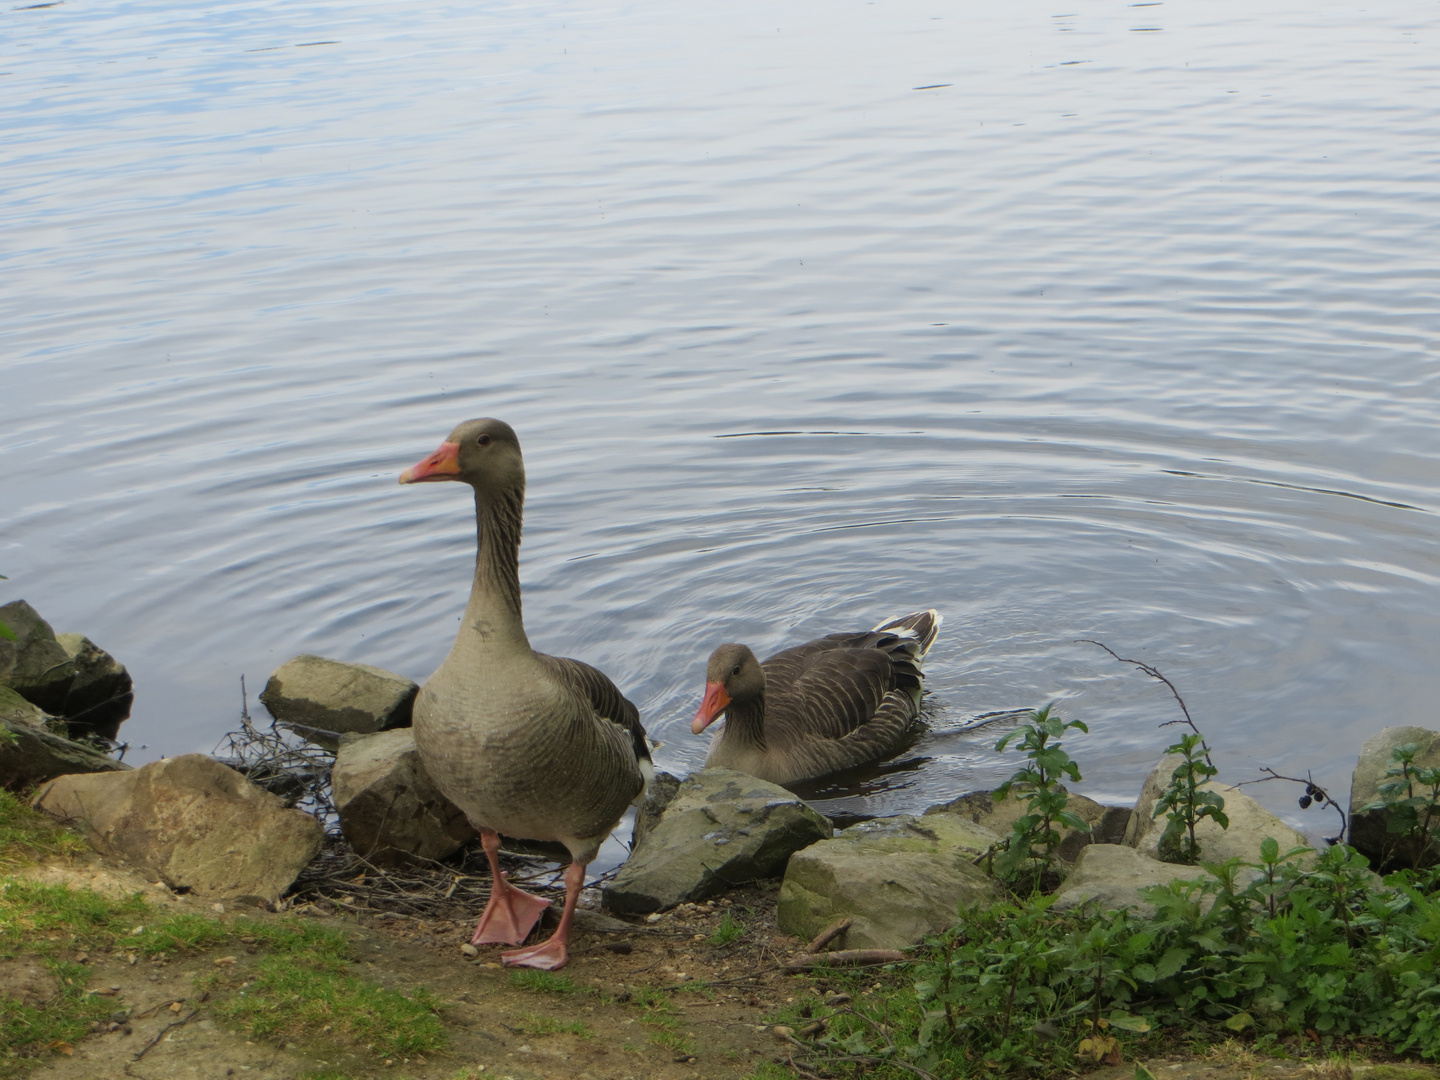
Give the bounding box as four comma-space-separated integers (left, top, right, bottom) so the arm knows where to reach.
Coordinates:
691, 610, 940, 787
400, 418, 651, 970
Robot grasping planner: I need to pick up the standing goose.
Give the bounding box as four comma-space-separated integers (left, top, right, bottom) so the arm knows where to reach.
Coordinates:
691, 610, 940, 787
400, 418, 650, 970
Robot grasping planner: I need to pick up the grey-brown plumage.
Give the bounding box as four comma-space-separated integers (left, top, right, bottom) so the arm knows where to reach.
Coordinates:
691, 610, 940, 787
400, 418, 649, 968
405, 418, 650, 860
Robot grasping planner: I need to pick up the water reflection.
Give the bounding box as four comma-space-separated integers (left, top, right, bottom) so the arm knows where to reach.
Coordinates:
3, 0, 1439, 873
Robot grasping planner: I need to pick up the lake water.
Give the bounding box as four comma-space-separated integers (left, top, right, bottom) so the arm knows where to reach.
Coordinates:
4, 0, 1438, 866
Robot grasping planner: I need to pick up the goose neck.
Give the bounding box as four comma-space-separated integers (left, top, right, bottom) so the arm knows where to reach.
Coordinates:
460, 484, 530, 651
724, 695, 767, 750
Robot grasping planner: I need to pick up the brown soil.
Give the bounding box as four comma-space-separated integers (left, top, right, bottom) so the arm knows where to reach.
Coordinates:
16, 858, 809, 1080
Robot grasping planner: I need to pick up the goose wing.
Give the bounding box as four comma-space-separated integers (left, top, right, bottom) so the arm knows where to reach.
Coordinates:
537, 653, 651, 764
760, 633, 899, 743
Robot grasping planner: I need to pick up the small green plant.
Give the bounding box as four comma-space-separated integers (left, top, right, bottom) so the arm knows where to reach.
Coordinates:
1361, 743, 1440, 870
707, 908, 746, 944
1154, 731, 1228, 864
989, 704, 1091, 887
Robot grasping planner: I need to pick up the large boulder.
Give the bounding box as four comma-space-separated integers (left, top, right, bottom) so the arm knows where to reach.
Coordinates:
603, 768, 831, 914
778, 814, 1004, 950
0, 716, 131, 789
54, 634, 133, 741
331, 729, 474, 865
1052, 843, 1207, 916
1126, 755, 1312, 866
0, 686, 50, 729
0, 601, 77, 715
259, 655, 418, 748
33, 754, 323, 902
1349, 726, 1440, 870
923, 788, 1127, 864
632, 769, 682, 848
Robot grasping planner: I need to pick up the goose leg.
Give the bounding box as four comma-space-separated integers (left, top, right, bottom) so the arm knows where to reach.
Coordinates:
501, 859, 585, 970
471, 828, 552, 946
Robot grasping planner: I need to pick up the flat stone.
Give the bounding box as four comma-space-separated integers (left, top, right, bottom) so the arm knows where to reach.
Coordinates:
33, 754, 323, 902
0, 600, 76, 715
259, 655, 418, 748
1127, 754, 1312, 866
331, 729, 474, 865
777, 813, 1003, 950
1051, 843, 1207, 916
603, 768, 831, 914
1349, 726, 1440, 870
0, 716, 130, 789
54, 634, 133, 741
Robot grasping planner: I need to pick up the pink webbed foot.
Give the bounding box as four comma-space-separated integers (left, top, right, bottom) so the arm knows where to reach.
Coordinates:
499, 858, 587, 970
500, 934, 570, 970
470, 874, 552, 946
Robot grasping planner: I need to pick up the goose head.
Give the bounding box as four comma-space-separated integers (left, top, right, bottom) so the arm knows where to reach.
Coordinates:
399, 417, 525, 495
692, 643, 766, 734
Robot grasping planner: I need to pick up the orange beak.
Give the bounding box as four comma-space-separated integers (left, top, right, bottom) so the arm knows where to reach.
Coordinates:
399, 440, 462, 484
691, 680, 731, 735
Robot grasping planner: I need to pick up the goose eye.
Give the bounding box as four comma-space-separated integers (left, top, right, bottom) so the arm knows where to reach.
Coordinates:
476, 433, 492, 447
731, 665, 742, 677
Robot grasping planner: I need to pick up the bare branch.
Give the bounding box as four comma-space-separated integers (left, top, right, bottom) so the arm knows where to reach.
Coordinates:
1078, 639, 1214, 769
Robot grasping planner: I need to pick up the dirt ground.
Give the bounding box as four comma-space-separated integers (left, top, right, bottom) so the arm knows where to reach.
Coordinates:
10, 854, 1440, 1080
12, 854, 810, 1080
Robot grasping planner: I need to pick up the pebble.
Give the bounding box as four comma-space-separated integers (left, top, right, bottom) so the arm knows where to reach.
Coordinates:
460, 943, 479, 958
645, 913, 663, 923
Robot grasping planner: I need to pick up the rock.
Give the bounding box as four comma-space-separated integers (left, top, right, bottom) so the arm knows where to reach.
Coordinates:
331, 729, 474, 865
0, 716, 130, 789
0, 600, 77, 715
632, 769, 682, 848
54, 634, 133, 741
1349, 726, 1440, 870
33, 754, 323, 902
1126, 755, 1312, 866
777, 814, 1004, 950
1051, 843, 1207, 916
603, 768, 831, 914
0, 686, 50, 729
923, 788, 1122, 864
259, 655, 418, 748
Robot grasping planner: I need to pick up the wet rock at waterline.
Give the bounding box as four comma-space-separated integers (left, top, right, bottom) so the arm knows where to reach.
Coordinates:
632, 769, 682, 848
54, 633, 134, 741
259, 655, 418, 749
1125, 755, 1312, 866
603, 768, 831, 914
1349, 726, 1440, 870
34, 753, 323, 902
0, 715, 131, 789
0, 600, 77, 714
0, 601, 134, 741
331, 728, 475, 865
778, 814, 1005, 950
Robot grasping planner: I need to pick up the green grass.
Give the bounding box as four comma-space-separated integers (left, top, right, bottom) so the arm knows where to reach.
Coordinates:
707, 909, 747, 945
0, 877, 147, 955
213, 952, 444, 1057
519, 1013, 594, 1038
508, 969, 583, 994
0, 957, 114, 1076
0, 791, 88, 870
